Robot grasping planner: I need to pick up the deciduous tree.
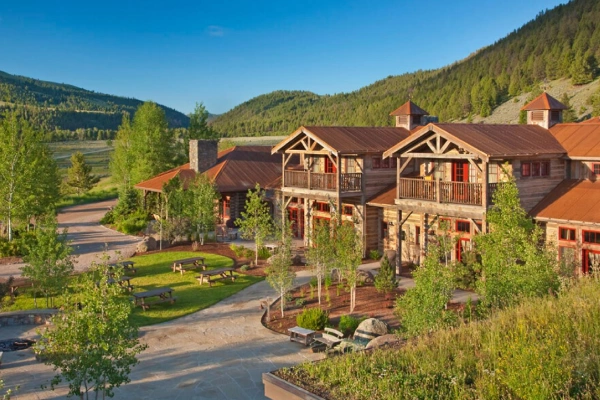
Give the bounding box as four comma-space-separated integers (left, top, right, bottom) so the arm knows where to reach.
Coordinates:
266, 220, 295, 317
183, 174, 220, 245
236, 184, 273, 265
333, 221, 362, 313
35, 261, 147, 399
305, 219, 334, 306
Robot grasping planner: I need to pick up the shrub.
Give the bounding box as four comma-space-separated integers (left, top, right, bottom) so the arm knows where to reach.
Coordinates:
100, 209, 115, 225
239, 265, 249, 272
338, 315, 365, 337
229, 244, 246, 258
117, 211, 148, 235
295, 298, 306, 307
244, 248, 255, 259
369, 249, 381, 260
374, 254, 397, 295
296, 307, 329, 331
257, 246, 271, 260
453, 256, 480, 290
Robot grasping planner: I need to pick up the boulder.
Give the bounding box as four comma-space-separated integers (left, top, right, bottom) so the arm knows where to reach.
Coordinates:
357, 270, 374, 284
291, 254, 302, 265
384, 250, 397, 265
365, 334, 402, 350
136, 236, 157, 253
353, 318, 389, 342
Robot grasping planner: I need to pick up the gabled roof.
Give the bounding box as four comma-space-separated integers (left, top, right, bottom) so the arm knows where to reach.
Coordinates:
580, 117, 600, 124
272, 126, 411, 155
530, 180, 600, 225
366, 184, 397, 207
549, 122, 600, 159
521, 92, 567, 111
384, 123, 565, 160
389, 101, 429, 116
134, 146, 281, 193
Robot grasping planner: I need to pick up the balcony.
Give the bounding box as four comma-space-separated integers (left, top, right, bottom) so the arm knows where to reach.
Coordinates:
398, 177, 486, 206
284, 170, 362, 192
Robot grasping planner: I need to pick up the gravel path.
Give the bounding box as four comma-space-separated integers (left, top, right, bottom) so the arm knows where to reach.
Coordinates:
0, 199, 141, 279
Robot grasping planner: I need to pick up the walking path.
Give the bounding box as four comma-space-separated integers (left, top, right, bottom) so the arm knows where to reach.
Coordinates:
0, 199, 141, 279
1, 273, 323, 400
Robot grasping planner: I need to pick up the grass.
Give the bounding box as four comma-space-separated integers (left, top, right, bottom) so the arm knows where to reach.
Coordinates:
278, 276, 600, 399
57, 177, 118, 208
3, 251, 263, 327
48, 140, 113, 178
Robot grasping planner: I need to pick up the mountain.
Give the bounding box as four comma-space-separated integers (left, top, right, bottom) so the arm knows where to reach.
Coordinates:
210, 0, 600, 137
0, 70, 190, 140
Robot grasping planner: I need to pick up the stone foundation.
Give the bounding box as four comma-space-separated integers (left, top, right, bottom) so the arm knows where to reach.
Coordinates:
0, 309, 56, 327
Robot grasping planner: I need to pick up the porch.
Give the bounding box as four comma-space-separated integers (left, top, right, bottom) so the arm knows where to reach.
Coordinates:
283, 170, 362, 192
397, 178, 500, 206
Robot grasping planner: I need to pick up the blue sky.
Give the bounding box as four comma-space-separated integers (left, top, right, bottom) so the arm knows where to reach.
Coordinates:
1, 0, 565, 115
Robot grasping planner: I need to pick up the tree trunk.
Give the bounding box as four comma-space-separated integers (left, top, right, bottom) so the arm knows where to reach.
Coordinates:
280, 289, 285, 317
317, 275, 322, 306
255, 241, 259, 265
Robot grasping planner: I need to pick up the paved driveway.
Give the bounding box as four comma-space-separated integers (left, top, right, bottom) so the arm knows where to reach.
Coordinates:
0, 274, 323, 400
0, 199, 141, 279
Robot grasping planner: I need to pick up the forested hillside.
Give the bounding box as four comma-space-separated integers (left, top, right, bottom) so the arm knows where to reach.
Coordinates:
0, 70, 189, 140
211, 0, 600, 137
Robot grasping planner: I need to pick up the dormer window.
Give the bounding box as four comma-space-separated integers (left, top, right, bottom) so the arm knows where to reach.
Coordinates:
412, 116, 421, 126
550, 110, 561, 122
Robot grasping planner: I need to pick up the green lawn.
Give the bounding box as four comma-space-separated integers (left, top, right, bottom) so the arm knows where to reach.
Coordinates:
3, 251, 263, 327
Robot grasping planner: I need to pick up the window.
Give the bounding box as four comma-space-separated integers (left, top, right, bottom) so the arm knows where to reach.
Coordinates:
343, 205, 353, 216
583, 230, 600, 244
438, 217, 451, 230
382, 157, 390, 168
488, 163, 498, 184
593, 163, 600, 176
390, 157, 397, 168
315, 202, 330, 213
381, 221, 388, 240
345, 158, 356, 173
456, 238, 470, 262
372, 157, 381, 169
550, 110, 560, 122
221, 197, 230, 219
412, 115, 422, 126
521, 161, 550, 178
456, 220, 471, 233
415, 226, 421, 245
559, 227, 576, 242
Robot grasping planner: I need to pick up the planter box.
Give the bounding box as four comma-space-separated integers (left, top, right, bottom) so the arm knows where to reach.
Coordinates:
263, 372, 324, 400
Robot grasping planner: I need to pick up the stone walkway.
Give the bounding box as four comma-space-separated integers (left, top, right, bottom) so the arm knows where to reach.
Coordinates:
0, 274, 323, 400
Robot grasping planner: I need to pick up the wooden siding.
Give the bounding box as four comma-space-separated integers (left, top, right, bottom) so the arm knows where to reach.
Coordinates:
365, 205, 380, 254
514, 158, 565, 212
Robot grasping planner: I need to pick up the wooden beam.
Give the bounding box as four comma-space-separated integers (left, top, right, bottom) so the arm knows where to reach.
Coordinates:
426, 139, 436, 153
468, 158, 483, 174
399, 211, 413, 226
436, 134, 441, 154
286, 149, 331, 155
471, 218, 481, 234
405, 135, 437, 154
440, 139, 452, 154
398, 156, 414, 175
404, 152, 477, 160
328, 152, 337, 166
300, 137, 309, 150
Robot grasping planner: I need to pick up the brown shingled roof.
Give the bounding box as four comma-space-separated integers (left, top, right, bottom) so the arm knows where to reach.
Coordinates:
521, 92, 567, 111
134, 146, 281, 193
367, 184, 397, 207
530, 180, 600, 224
549, 122, 600, 158
273, 126, 411, 155
389, 101, 429, 116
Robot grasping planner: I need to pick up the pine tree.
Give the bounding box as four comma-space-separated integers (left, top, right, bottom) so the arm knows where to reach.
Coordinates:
65, 151, 100, 195
561, 93, 577, 122
374, 254, 397, 296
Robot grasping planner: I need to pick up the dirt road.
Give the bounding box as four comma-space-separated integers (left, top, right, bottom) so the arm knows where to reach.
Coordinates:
0, 199, 141, 279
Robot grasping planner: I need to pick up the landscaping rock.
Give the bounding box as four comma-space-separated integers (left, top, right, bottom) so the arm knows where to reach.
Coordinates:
384, 250, 397, 265
292, 254, 302, 265
136, 236, 157, 253
330, 268, 342, 282
357, 270, 374, 284
354, 318, 389, 342
365, 334, 401, 350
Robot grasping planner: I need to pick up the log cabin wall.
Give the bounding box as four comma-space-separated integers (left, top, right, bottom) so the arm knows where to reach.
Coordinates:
513, 158, 566, 212
543, 220, 600, 275
363, 154, 398, 199
365, 205, 380, 253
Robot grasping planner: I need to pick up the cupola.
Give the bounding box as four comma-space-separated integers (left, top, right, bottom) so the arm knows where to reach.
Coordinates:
521, 92, 567, 129
389, 101, 429, 130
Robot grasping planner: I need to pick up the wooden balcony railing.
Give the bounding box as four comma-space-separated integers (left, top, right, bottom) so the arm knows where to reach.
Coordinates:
398, 178, 491, 206
283, 171, 362, 192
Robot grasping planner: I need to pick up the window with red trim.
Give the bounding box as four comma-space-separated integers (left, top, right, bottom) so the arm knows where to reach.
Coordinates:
456, 220, 471, 233
324, 158, 336, 173
541, 161, 550, 176
532, 162, 541, 177
390, 157, 397, 168
559, 227, 576, 241
415, 226, 421, 245
343, 205, 353, 216
583, 230, 600, 244
372, 157, 381, 169
456, 238, 470, 262
593, 163, 600, 176
382, 157, 390, 168
521, 162, 531, 177
521, 161, 550, 178
315, 202, 330, 213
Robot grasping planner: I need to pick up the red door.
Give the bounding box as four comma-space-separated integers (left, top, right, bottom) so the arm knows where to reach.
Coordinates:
324, 157, 337, 174
288, 208, 305, 238
452, 161, 469, 182
582, 249, 600, 274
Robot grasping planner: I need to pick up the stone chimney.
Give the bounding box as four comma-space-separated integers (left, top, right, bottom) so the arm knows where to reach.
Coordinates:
389, 100, 430, 130
521, 92, 567, 129
189, 139, 218, 172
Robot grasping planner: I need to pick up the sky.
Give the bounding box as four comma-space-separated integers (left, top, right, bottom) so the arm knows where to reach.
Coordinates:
0, 0, 566, 115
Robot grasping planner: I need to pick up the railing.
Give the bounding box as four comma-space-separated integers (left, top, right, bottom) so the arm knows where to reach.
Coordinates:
440, 181, 482, 205
398, 177, 436, 201
398, 178, 488, 206
283, 171, 362, 192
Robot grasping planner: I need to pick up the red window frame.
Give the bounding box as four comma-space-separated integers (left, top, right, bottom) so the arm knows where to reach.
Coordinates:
583, 230, 600, 244
541, 161, 550, 176
415, 226, 421, 245
222, 197, 230, 218
456, 220, 471, 233
558, 227, 576, 242
593, 163, 600, 176
390, 157, 397, 168
324, 158, 337, 174
456, 238, 470, 262
315, 202, 330, 213
531, 162, 541, 177
521, 162, 531, 177
372, 157, 381, 169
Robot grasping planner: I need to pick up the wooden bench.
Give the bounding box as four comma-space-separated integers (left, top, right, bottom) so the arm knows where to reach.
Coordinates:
288, 326, 316, 346
172, 257, 206, 275
7, 277, 32, 297
313, 328, 344, 350
132, 287, 177, 311
196, 268, 235, 287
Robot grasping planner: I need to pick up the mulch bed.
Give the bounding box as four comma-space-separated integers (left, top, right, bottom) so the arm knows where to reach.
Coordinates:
263, 282, 405, 334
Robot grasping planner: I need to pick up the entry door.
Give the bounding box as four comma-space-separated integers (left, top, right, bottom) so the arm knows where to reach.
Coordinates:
582, 249, 600, 274
452, 161, 469, 182
288, 208, 305, 238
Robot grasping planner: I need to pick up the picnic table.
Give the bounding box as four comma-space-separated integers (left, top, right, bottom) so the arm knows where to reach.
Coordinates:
107, 276, 134, 292
132, 287, 177, 311
172, 257, 206, 275
196, 268, 236, 287
288, 326, 316, 346
6, 277, 31, 297
108, 261, 136, 274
